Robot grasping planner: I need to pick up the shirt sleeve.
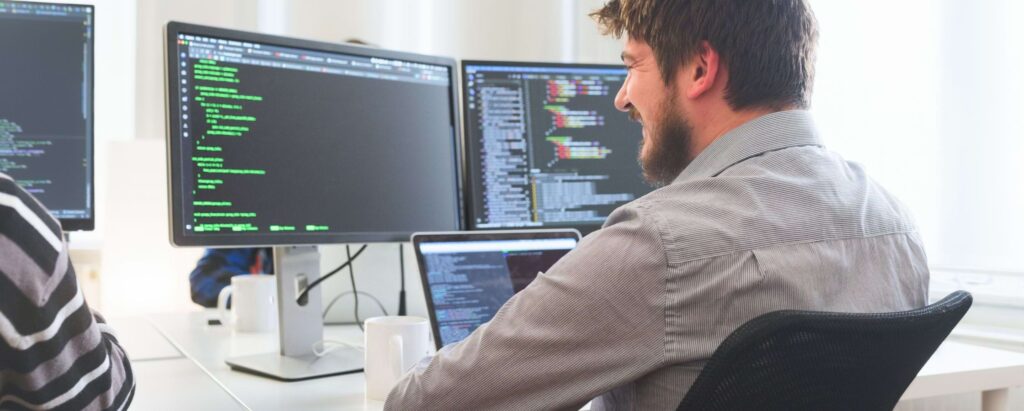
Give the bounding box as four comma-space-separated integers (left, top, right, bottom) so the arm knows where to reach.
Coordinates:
385, 207, 668, 410
0, 175, 135, 410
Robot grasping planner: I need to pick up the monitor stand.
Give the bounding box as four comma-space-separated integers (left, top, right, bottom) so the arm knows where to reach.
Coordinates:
225, 245, 364, 381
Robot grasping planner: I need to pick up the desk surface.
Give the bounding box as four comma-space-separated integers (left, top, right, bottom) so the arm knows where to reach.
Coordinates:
148, 312, 382, 411
131, 358, 245, 410
905, 338, 1024, 400
130, 312, 1024, 410
106, 316, 182, 362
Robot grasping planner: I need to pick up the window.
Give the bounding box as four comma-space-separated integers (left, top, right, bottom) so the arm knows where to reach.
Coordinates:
809, 0, 1024, 304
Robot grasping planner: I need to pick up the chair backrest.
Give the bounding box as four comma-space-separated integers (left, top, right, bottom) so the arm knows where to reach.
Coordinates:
676, 291, 973, 411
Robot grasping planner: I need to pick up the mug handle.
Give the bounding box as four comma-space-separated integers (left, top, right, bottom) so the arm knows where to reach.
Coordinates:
389, 334, 404, 381
217, 285, 234, 327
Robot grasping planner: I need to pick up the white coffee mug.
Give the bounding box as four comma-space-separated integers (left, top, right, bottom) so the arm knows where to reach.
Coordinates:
364, 316, 435, 401
216, 275, 277, 333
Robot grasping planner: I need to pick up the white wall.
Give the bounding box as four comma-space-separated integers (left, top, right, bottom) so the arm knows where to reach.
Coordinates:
279, 0, 574, 61
930, 0, 1024, 273
100, 140, 204, 313
808, 0, 1024, 296
575, 0, 625, 64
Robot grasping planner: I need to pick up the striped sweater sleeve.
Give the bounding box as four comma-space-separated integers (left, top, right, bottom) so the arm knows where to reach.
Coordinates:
0, 174, 135, 411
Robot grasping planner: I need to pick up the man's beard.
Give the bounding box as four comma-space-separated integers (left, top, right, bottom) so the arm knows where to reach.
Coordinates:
638, 99, 694, 187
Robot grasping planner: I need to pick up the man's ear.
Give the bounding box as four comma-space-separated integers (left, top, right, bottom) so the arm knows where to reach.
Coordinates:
686, 41, 720, 99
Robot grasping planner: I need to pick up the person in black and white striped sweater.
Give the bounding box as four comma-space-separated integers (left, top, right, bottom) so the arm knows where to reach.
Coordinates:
0, 173, 134, 410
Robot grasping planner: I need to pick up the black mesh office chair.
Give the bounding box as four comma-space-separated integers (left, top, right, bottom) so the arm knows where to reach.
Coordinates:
676, 291, 972, 411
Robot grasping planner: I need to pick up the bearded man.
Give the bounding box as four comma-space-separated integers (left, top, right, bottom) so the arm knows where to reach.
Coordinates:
386, 1, 928, 409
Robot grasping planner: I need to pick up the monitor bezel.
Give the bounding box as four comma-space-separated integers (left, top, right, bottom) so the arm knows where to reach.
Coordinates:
459, 59, 632, 236
410, 228, 582, 349
165, 21, 465, 247
4, 1, 97, 231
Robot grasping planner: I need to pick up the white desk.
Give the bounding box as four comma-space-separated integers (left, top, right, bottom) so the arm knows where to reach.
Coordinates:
131, 358, 245, 410
148, 312, 382, 411
133, 312, 1024, 410
904, 340, 1024, 411
106, 316, 182, 362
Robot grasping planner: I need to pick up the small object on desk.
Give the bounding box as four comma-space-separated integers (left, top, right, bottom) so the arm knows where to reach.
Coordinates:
208, 318, 222, 326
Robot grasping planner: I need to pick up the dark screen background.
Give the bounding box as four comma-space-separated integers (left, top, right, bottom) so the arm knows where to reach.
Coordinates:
463, 64, 649, 234
504, 249, 570, 292
177, 43, 461, 239
522, 78, 648, 221
0, 9, 92, 221
424, 245, 573, 346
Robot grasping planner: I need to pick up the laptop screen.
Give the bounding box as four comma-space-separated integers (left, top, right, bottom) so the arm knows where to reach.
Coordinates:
415, 233, 579, 347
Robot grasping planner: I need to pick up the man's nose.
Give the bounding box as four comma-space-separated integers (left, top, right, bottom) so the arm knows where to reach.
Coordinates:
614, 80, 630, 113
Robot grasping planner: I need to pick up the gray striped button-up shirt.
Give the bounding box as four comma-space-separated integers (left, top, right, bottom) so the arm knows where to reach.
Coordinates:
386, 110, 929, 410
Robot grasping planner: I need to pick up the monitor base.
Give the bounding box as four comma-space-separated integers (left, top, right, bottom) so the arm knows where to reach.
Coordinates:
225, 348, 364, 382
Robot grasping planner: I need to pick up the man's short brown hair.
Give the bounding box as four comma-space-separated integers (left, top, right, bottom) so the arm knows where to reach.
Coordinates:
592, 0, 818, 111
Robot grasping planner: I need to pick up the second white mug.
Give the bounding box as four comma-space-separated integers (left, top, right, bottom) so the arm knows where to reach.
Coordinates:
216, 274, 277, 333
364, 316, 435, 401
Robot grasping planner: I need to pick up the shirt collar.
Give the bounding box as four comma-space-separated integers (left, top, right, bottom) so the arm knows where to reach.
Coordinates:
673, 110, 824, 183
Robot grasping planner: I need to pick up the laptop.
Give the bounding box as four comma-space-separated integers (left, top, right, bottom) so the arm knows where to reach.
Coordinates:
412, 229, 581, 349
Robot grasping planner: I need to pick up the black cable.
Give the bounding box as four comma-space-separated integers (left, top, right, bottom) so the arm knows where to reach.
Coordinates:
398, 243, 407, 316
295, 244, 367, 304
322, 291, 389, 320
347, 245, 362, 331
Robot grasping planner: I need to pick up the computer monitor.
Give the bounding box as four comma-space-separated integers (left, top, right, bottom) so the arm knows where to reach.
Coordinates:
166, 23, 463, 247
0, 1, 94, 231
165, 21, 464, 381
461, 61, 649, 235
